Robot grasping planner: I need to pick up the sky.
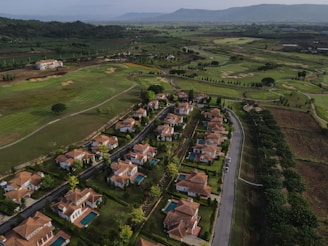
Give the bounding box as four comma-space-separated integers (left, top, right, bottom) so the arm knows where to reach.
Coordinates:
1, 0, 328, 19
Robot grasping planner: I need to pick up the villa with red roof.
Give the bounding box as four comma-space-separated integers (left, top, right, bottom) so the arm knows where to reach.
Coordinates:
191, 144, 223, 163
163, 198, 201, 241
176, 170, 212, 198
115, 117, 137, 133
108, 160, 144, 189
193, 93, 210, 104
3, 171, 44, 204
133, 108, 147, 120
55, 149, 95, 171
155, 93, 168, 101
91, 134, 118, 153
175, 102, 193, 115
175, 91, 189, 102
156, 125, 175, 142
125, 143, 157, 165
202, 107, 221, 119
0, 211, 70, 246
51, 188, 102, 224
147, 100, 159, 110
163, 113, 184, 127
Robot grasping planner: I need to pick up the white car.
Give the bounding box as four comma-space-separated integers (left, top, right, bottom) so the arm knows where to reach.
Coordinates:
224, 167, 229, 173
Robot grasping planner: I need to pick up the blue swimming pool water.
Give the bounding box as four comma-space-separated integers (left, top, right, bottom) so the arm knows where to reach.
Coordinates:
80, 211, 97, 226
165, 201, 177, 213
178, 174, 186, 180
197, 139, 205, 144
149, 159, 159, 165
134, 174, 145, 183
189, 152, 195, 160
50, 236, 66, 246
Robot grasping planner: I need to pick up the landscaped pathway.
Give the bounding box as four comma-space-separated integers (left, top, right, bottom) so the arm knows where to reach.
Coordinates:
0, 83, 137, 150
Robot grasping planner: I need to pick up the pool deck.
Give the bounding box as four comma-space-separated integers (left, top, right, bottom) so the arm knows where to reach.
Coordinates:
46, 231, 71, 246
72, 207, 99, 228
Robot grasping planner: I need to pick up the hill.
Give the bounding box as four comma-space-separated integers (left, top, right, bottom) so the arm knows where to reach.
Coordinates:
113, 4, 328, 23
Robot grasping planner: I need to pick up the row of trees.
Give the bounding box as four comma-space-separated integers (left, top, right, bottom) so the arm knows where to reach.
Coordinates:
246, 109, 322, 245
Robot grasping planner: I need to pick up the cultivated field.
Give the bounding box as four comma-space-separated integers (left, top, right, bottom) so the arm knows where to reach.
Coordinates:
270, 107, 328, 243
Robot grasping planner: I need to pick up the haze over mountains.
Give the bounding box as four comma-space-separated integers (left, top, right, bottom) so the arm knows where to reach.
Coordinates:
1, 4, 328, 23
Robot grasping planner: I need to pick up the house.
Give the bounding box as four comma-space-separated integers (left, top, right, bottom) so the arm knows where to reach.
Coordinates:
115, 118, 136, 133
133, 108, 147, 120
163, 198, 201, 241
125, 143, 157, 165
136, 237, 163, 246
204, 132, 226, 146
203, 108, 221, 119
35, 59, 63, 70
176, 170, 211, 198
155, 93, 168, 101
0, 211, 65, 246
156, 125, 175, 142
192, 144, 223, 162
193, 93, 210, 104
91, 134, 118, 153
163, 113, 184, 127
147, 100, 159, 110
3, 171, 44, 204
51, 188, 102, 223
55, 149, 95, 171
108, 160, 139, 189
175, 102, 193, 115
175, 91, 189, 102
206, 118, 225, 133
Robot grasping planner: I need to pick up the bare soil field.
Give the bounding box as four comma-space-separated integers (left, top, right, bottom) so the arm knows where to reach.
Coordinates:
269, 108, 319, 131
270, 107, 328, 243
295, 160, 328, 243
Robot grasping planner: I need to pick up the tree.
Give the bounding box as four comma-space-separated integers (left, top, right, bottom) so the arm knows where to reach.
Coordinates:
130, 207, 145, 226
148, 84, 164, 94
141, 90, 155, 103
150, 185, 161, 199
51, 103, 67, 113
167, 163, 178, 177
41, 175, 55, 190
188, 89, 194, 102
98, 144, 109, 155
261, 77, 275, 86
119, 224, 133, 245
69, 175, 79, 190
216, 96, 222, 106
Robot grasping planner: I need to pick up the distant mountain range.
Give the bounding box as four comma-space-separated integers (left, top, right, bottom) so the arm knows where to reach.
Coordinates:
1, 4, 328, 23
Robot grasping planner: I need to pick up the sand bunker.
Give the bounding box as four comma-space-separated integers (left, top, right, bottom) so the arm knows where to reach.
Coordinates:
61, 80, 74, 86
157, 77, 169, 83
29, 75, 61, 82
221, 72, 254, 79
282, 84, 296, 90
105, 67, 116, 74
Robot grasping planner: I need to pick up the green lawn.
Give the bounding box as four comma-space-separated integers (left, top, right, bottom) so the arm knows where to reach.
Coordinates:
311, 94, 328, 122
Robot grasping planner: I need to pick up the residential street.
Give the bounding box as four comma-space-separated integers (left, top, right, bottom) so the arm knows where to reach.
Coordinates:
212, 110, 243, 246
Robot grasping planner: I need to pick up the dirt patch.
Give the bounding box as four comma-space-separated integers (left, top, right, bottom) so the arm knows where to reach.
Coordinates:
61, 80, 74, 86
269, 108, 319, 130
0, 133, 20, 146
105, 67, 116, 74
28, 75, 62, 82
295, 160, 328, 243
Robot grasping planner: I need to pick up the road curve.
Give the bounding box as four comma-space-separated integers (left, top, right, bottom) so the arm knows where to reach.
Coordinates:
212, 110, 243, 246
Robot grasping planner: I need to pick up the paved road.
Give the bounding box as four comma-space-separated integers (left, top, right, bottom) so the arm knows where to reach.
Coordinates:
212, 110, 243, 246
0, 106, 172, 234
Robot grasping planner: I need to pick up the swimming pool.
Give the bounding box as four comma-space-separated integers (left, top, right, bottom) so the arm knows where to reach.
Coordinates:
50, 236, 66, 246
197, 139, 205, 145
149, 159, 159, 165
177, 174, 186, 180
80, 211, 98, 226
188, 152, 196, 160
164, 201, 177, 213
134, 174, 145, 183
